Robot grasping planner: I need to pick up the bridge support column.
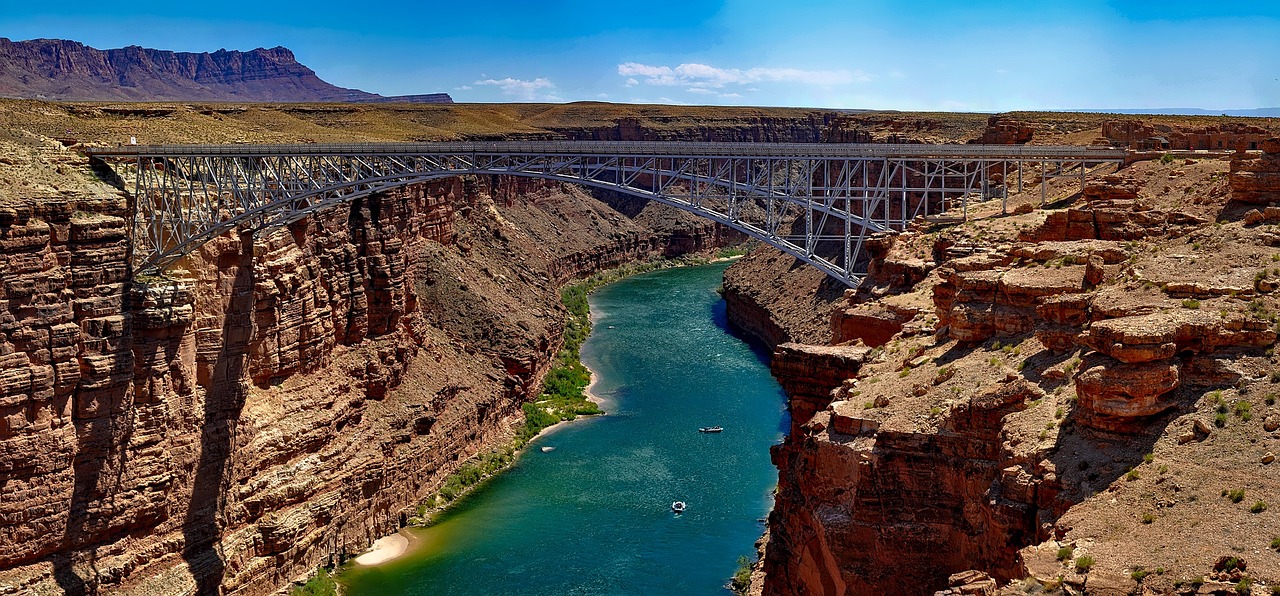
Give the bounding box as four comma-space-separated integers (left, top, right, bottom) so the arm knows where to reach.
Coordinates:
1040, 159, 1047, 206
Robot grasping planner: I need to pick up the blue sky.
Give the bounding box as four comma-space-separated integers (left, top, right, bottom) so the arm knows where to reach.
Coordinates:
3, 0, 1278, 110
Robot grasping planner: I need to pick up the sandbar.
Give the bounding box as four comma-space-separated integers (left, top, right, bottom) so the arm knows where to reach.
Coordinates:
353, 532, 410, 566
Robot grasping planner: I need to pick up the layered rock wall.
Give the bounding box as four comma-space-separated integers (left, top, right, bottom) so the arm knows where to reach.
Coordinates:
1103, 119, 1272, 151
721, 248, 845, 349
764, 371, 1043, 595
1230, 137, 1280, 204
753, 159, 1280, 593
972, 115, 1034, 145
0, 176, 729, 595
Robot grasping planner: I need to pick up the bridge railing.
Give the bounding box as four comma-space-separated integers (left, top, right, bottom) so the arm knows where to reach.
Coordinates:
87, 141, 1128, 161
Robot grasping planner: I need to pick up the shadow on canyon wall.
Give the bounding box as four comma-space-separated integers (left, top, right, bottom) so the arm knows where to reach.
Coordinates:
182, 238, 255, 595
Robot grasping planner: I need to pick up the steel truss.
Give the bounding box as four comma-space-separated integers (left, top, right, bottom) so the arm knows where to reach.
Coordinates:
87, 142, 1125, 286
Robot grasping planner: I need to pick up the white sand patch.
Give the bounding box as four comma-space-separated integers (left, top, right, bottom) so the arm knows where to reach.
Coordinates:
353, 532, 410, 566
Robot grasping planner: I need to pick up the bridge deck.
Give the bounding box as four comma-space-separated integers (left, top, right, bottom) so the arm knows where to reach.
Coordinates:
87, 141, 1128, 160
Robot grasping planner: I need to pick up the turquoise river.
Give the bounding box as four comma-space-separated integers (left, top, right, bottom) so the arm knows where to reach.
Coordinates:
340, 262, 788, 595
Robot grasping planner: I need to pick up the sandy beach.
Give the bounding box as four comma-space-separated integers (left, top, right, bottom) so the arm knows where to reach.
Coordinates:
353, 532, 411, 566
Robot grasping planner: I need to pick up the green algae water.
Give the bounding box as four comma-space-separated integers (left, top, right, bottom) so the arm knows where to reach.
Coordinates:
340, 262, 787, 595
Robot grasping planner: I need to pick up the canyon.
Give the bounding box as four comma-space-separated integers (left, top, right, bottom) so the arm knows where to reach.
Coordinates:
2, 99, 1280, 595
0, 108, 738, 593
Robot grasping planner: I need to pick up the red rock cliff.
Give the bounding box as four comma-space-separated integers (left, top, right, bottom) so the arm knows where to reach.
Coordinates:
0, 173, 730, 594
746, 154, 1280, 595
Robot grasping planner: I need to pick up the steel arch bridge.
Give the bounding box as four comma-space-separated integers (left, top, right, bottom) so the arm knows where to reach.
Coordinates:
87, 141, 1126, 285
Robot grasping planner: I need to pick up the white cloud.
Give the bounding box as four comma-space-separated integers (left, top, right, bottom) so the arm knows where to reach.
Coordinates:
617, 62, 868, 90
454, 85, 472, 91
597, 93, 609, 98
686, 87, 716, 95
473, 77, 558, 101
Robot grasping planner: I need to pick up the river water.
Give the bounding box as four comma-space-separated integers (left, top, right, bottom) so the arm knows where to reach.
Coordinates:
340, 262, 788, 595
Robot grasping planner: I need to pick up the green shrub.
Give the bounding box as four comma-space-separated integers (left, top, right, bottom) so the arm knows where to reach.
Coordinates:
731, 555, 753, 592
1056, 545, 1075, 561
1228, 489, 1246, 503
1075, 555, 1095, 572
1160, 153, 1175, 164
1215, 412, 1228, 427
1143, 453, 1154, 464
1252, 501, 1268, 513
1271, 536, 1280, 551
292, 568, 337, 596
1131, 569, 1149, 581
1237, 577, 1253, 595
1141, 512, 1154, 524
1236, 401, 1253, 421
1182, 298, 1201, 309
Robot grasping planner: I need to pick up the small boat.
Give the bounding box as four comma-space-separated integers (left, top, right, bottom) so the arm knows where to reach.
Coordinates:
671, 501, 686, 513
698, 426, 723, 433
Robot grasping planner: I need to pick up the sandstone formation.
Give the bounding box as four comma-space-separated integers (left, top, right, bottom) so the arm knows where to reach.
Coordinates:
1019, 174, 1205, 243
740, 151, 1280, 595
548, 113, 961, 144
972, 116, 1034, 145
721, 248, 846, 348
1102, 119, 1272, 151
1230, 137, 1280, 204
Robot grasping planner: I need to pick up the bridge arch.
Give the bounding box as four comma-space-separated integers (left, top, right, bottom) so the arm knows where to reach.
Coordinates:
88, 142, 1126, 285
192, 168, 884, 285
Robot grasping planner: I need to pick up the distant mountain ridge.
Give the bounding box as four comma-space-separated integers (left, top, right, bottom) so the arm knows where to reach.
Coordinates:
1064, 107, 1280, 118
0, 38, 452, 103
